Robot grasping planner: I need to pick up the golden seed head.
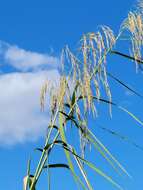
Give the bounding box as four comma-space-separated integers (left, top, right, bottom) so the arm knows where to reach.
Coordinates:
40, 80, 49, 111
121, 12, 143, 64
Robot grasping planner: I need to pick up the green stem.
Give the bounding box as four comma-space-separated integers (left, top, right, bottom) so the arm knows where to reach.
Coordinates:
29, 105, 61, 190
30, 63, 81, 190
35, 131, 60, 182
30, 98, 78, 189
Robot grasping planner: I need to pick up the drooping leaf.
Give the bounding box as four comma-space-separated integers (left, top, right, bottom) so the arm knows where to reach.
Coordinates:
119, 106, 143, 126
107, 72, 143, 99
74, 156, 93, 190
58, 112, 87, 190
87, 129, 131, 178
44, 163, 70, 169
48, 125, 59, 131
59, 109, 130, 177
97, 125, 143, 151
35, 148, 43, 152
78, 95, 143, 127
61, 144, 123, 190
111, 50, 143, 64
86, 133, 122, 176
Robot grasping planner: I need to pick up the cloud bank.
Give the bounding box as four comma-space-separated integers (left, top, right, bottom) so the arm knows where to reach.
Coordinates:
5, 46, 59, 71
0, 42, 60, 145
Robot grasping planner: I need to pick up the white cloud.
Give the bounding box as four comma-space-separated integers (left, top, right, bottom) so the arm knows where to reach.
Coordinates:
0, 70, 61, 145
0, 41, 61, 145
0, 41, 59, 71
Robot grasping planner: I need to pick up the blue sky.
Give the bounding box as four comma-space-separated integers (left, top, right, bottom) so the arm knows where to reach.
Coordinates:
0, 0, 143, 190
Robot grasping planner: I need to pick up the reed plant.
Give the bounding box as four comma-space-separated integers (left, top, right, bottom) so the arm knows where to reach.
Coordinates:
23, 3, 143, 190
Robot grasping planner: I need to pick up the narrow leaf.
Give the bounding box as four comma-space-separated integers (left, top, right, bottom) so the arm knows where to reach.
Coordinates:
98, 125, 143, 151
58, 113, 87, 190
107, 72, 143, 99
44, 163, 70, 169
111, 50, 143, 64
62, 145, 123, 190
